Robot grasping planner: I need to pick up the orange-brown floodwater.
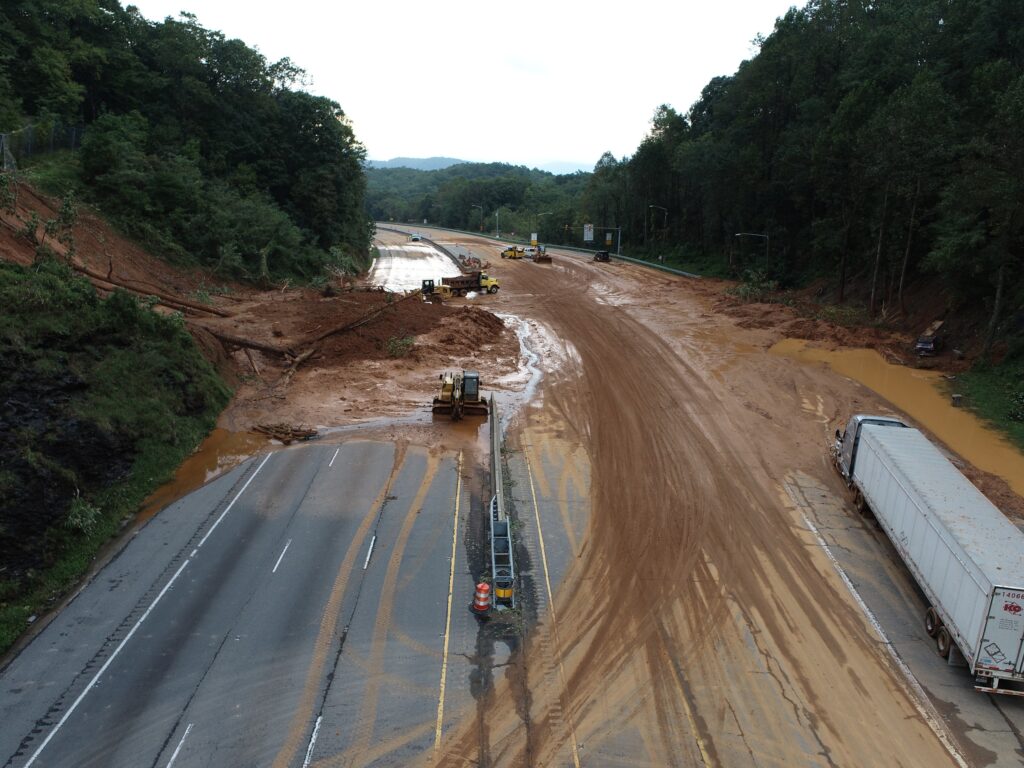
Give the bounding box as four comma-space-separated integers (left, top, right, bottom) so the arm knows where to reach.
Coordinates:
139, 429, 268, 522
772, 339, 1024, 497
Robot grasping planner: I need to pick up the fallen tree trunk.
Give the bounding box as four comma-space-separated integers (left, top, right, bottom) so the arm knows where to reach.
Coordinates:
186, 321, 290, 357
73, 261, 234, 317
277, 346, 317, 388
302, 290, 421, 347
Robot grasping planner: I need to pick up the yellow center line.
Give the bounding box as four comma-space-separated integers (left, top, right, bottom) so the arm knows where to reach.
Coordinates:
434, 451, 463, 754
662, 637, 713, 767
524, 444, 582, 768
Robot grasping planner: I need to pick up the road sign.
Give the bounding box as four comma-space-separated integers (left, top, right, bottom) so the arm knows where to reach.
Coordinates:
584, 224, 594, 242
605, 232, 613, 246
531, 232, 538, 246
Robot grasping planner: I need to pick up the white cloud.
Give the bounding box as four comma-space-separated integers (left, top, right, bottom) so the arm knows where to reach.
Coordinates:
128, 0, 797, 170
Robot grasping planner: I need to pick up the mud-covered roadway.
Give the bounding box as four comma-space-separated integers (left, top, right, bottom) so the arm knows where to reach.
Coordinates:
375, 229, 1018, 768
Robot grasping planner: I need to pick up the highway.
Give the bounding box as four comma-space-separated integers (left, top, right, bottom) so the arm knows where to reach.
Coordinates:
0, 441, 501, 767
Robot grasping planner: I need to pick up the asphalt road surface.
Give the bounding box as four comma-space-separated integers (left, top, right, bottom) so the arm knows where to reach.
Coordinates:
0, 441, 508, 767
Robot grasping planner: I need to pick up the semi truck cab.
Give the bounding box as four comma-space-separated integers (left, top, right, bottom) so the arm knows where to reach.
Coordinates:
834, 414, 907, 482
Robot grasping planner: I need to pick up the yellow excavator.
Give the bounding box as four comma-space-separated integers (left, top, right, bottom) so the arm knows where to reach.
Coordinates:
432, 371, 489, 420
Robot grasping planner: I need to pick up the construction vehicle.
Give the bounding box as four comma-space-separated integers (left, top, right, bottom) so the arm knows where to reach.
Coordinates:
442, 271, 500, 296
421, 279, 452, 302
432, 371, 489, 420
533, 245, 551, 263
593, 250, 611, 262
501, 246, 524, 259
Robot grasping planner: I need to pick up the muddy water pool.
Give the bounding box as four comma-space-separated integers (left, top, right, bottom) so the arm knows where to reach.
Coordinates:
772, 338, 1024, 497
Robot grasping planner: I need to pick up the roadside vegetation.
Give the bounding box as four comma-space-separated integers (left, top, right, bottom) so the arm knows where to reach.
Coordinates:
0, 1, 376, 652
0, 257, 230, 651
0, 2, 371, 282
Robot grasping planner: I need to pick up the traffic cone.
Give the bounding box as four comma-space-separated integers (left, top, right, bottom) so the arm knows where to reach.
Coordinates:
470, 582, 491, 616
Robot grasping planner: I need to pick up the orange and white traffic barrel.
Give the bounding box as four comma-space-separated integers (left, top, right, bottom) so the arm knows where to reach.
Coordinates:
470, 582, 491, 616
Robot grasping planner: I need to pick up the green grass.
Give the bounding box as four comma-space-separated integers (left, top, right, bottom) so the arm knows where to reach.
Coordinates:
0, 258, 230, 653
958, 356, 1024, 452
19, 150, 83, 198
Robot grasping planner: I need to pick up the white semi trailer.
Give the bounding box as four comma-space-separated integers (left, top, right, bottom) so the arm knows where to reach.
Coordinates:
834, 414, 1024, 695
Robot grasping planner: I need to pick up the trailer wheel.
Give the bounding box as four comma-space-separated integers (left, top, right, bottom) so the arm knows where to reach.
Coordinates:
925, 607, 941, 638
936, 627, 952, 659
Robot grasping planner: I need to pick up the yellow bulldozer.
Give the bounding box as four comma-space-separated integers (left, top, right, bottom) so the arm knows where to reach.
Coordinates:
432, 370, 489, 420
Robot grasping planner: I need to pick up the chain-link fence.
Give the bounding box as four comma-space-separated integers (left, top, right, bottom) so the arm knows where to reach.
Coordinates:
1, 121, 85, 171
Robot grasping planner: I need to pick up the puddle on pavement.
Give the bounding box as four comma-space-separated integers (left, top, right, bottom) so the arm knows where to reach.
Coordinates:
139, 429, 268, 522
772, 339, 1024, 497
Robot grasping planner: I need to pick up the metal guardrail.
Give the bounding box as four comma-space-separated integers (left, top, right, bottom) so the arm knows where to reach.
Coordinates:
374, 225, 470, 273
373, 222, 701, 279
489, 395, 515, 608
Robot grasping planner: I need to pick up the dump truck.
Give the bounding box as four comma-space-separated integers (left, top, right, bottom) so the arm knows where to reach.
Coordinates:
834, 414, 1024, 695
432, 371, 489, 420
442, 271, 500, 296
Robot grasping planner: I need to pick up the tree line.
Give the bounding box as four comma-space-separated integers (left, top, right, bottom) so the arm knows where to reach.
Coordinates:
584, 0, 1022, 357
0, 1, 370, 281
366, 162, 591, 245
368, 0, 1022, 357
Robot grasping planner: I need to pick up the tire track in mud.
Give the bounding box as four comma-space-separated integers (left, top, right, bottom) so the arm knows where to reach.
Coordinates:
272, 444, 407, 768
435, 254, 964, 766
329, 452, 441, 766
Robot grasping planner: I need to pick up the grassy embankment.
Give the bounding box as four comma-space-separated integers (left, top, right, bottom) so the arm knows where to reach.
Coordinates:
959, 356, 1024, 453
0, 258, 230, 653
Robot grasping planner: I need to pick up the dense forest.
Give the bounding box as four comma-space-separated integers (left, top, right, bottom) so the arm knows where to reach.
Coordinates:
366, 162, 590, 245
0, 1, 371, 646
0, 0, 370, 280
370, 0, 1022, 360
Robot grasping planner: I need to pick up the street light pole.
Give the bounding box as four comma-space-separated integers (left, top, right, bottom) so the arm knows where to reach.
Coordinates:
735, 231, 769, 268
536, 211, 553, 244
495, 210, 500, 239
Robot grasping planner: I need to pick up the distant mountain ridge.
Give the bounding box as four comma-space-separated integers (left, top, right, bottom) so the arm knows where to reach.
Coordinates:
366, 157, 467, 171
367, 157, 592, 174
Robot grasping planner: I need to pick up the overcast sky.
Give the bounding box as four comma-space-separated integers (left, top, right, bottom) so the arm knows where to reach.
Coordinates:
128, 1, 798, 172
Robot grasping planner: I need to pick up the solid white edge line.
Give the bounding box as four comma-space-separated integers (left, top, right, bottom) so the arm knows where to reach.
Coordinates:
165, 722, 194, 768
787, 484, 969, 768
24, 558, 191, 768
272, 539, 293, 574
197, 453, 272, 549
363, 535, 377, 570
328, 448, 340, 468
302, 715, 322, 768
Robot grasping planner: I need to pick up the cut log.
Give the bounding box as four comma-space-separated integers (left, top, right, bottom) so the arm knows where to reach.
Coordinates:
253, 423, 318, 444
